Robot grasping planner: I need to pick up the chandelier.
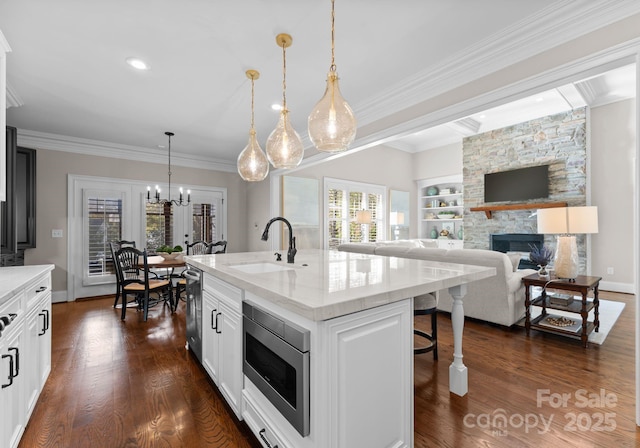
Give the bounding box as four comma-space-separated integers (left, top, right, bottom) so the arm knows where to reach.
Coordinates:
308, 0, 356, 152
266, 33, 304, 169
237, 69, 269, 181
147, 131, 190, 206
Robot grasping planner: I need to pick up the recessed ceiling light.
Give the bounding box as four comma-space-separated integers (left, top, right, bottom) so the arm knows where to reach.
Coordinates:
271, 103, 282, 111
126, 57, 150, 70
479, 114, 486, 119
535, 97, 544, 102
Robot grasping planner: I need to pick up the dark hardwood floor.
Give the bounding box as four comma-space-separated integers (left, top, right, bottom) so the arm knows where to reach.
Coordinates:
18, 291, 640, 447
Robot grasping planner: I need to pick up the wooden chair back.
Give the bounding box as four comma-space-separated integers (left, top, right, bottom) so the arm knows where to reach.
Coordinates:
187, 240, 210, 255
208, 240, 227, 254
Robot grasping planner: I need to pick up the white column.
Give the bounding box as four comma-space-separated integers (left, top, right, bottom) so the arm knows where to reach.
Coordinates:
448, 283, 468, 396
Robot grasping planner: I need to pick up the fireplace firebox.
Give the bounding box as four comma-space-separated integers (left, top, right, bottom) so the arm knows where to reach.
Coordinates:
490, 233, 544, 270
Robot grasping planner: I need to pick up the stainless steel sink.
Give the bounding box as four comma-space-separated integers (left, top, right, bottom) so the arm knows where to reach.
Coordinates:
228, 262, 295, 274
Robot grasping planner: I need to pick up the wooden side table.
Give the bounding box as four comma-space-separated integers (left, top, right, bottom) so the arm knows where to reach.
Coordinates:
523, 273, 602, 348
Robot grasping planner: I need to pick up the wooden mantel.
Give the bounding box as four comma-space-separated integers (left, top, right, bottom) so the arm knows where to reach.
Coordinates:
469, 202, 568, 219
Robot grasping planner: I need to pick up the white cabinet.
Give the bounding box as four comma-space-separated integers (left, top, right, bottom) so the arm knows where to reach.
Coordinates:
1, 314, 26, 448
201, 273, 243, 419
418, 174, 464, 247
241, 295, 413, 448
25, 291, 52, 419
0, 266, 53, 448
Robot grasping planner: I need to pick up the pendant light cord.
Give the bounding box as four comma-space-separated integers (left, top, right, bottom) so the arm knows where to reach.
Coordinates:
281, 41, 288, 111
250, 75, 255, 129
167, 132, 172, 202
330, 0, 336, 72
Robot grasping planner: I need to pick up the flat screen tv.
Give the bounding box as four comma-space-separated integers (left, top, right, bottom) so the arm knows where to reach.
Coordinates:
484, 165, 549, 203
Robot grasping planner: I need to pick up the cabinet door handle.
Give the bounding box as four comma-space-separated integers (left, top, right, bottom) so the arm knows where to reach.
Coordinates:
215, 312, 222, 334
8, 347, 19, 378
211, 309, 217, 330
258, 429, 278, 448
38, 311, 48, 336
1, 354, 13, 388
44, 309, 50, 331
35, 286, 47, 294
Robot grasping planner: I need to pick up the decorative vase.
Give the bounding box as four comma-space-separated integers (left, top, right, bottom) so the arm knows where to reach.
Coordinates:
430, 227, 438, 239
426, 186, 439, 196
538, 264, 549, 277
457, 227, 463, 240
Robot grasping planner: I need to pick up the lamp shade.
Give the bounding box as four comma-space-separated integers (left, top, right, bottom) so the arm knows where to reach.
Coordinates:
537, 206, 598, 234
356, 210, 372, 224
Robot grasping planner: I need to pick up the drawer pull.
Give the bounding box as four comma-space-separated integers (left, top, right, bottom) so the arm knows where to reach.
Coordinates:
1, 354, 13, 388
35, 286, 47, 294
258, 429, 278, 448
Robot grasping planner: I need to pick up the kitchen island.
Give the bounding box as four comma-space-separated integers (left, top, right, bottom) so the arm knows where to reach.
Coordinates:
185, 249, 494, 448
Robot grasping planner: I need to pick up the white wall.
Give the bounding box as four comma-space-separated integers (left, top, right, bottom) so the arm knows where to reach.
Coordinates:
412, 142, 462, 181
287, 145, 416, 244
591, 98, 636, 291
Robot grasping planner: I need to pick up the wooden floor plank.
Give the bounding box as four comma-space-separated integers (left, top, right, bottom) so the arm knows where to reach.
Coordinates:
18, 291, 640, 447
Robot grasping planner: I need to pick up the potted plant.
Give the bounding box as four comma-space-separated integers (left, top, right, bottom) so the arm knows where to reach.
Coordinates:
529, 244, 554, 277
156, 244, 184, 259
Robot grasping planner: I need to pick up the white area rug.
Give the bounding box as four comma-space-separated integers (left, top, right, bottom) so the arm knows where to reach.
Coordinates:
527, 299, 625, 345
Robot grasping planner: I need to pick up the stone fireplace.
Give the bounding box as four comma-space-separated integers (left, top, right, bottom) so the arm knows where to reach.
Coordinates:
461, 108, 588, 271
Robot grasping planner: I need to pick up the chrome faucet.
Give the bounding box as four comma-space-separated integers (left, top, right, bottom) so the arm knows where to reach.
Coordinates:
261, 217, 297, 263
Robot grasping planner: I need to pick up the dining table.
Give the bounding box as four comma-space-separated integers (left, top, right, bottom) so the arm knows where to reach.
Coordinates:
138, 255, 187, 307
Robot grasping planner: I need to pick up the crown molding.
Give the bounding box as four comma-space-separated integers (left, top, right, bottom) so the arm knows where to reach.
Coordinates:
17, 129, 237, 173
0, 29, 11, 53
6, 82, 23, 108
355, 0, 640, 127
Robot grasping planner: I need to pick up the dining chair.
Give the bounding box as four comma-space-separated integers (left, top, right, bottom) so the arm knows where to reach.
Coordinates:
207, 240, 227, 254
109, 240, 137, 308
186, 240, 210, 255
174, 240, 228, 308
114, 247, 173, 321
174, 240, 210, 306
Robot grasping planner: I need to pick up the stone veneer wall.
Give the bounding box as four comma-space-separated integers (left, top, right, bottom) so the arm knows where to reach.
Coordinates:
462, 108, 587, 269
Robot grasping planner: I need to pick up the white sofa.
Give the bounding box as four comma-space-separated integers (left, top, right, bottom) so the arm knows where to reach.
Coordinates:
337, 239, 536, 327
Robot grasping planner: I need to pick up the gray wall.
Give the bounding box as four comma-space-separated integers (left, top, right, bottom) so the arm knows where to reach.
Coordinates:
23, 149, 248, 293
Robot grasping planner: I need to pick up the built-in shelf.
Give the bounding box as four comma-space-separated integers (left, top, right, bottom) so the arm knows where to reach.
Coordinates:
470, 201, 568, 219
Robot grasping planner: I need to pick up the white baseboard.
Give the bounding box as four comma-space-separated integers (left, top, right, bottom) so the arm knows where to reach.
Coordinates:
599, 280, 634, 294
51, 290, 70, 303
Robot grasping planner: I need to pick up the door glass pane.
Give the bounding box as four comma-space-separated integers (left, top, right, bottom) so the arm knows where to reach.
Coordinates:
192, 202, 218, 242
146, 202, 173, 249
87, 197, 122, 276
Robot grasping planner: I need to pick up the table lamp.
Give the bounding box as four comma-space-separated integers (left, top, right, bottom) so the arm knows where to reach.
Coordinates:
536, 206, 598, 280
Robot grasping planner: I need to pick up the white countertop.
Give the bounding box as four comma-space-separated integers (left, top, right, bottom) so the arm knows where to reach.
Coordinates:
0, 264, 55, 305
185, 250, 495, 321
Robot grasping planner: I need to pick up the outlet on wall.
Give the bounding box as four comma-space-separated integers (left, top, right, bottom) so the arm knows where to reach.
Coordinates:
607, 267, 614, 275
52, 229, 63, 238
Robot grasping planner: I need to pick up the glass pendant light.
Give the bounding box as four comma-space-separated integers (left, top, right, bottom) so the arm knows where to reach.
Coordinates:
308, 0, 356, 153
237, 69, 269, 181
266, 33, 304, 169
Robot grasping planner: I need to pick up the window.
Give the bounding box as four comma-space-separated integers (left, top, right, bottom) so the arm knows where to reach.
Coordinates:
146, 202, 173, 249
325, 179, 385, 249
84, 192, 123, 281
87, 197, 122, 276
